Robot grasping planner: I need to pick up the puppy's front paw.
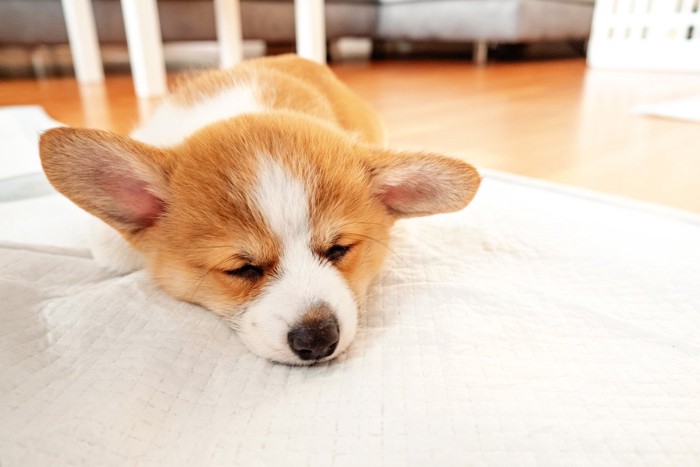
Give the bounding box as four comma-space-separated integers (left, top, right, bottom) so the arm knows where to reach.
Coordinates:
87, 216, 144, 274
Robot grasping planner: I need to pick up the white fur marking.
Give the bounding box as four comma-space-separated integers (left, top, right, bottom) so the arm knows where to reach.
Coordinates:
131, 84, 263, 147
233, 157, 358, 365
252, 158, 309, 240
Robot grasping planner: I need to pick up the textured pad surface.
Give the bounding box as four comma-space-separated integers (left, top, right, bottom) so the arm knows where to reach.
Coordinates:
1, 172, 699, 466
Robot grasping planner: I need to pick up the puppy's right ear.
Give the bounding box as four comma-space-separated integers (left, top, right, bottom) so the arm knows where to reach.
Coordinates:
40, 127, 173, 234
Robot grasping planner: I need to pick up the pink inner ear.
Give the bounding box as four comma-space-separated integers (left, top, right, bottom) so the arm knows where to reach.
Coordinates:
109, 178, 165, 229
378, 174, 438, 214
379, 184, 419, 210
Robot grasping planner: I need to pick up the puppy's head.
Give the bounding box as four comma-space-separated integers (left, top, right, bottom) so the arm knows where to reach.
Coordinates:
40, 114, 480, 365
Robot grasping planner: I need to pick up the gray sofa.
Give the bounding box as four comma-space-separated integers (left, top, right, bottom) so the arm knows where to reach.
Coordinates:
0, 0, 594, 58
376, 0, 594, 43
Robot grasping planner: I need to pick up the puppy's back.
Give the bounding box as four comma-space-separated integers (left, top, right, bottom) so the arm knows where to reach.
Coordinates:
167, 54, 385, 145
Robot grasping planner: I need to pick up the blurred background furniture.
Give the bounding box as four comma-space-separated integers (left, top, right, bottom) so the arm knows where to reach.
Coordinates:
60, 0, 104, 84
59, 0, 316, 97
588, 0, 700, 72
0, 0, 596, 89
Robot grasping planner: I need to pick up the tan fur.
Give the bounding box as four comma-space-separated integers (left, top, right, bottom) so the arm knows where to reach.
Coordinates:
299, 302, 336, 327
171, 54, 386, 145
40, 54, 480, 334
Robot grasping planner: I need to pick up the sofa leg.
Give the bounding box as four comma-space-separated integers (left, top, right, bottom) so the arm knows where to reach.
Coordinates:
31, 46, 52, 80
329, 38, 372, 62
474, 40, 488, 66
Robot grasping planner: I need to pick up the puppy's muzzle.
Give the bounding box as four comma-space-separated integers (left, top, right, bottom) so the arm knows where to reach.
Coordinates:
287, 303, 340, 361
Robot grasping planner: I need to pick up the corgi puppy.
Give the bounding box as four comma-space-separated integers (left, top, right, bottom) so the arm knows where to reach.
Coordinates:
40, 54, 480, 365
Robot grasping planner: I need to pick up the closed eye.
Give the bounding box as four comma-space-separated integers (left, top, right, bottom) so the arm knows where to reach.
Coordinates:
324, 244, 353, 262
224, 264, 264, 281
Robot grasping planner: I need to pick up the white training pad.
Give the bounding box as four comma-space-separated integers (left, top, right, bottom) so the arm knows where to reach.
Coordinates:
1, 171, 699, 466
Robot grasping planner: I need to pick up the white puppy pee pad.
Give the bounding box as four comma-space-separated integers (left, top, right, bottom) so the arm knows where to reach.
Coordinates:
1, 171, 700, 466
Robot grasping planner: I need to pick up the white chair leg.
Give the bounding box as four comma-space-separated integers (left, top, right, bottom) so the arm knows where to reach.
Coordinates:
61, 0, 104, 84
294, 0, 326, 64
214, 0, 243, 68
120, 0, 167, 97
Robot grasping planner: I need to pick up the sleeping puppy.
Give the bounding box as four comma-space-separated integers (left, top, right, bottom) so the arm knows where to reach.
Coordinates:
40, 54, 480, 365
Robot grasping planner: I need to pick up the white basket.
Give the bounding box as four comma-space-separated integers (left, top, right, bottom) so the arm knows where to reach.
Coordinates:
587, 0, 700, 72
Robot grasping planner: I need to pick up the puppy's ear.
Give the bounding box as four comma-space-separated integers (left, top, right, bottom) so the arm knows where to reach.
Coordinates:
40, 127, 172, 234
368, 150, 480, 218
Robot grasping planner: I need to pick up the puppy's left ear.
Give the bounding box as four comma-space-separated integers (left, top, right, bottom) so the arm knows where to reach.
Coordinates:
368, 150, 480, 218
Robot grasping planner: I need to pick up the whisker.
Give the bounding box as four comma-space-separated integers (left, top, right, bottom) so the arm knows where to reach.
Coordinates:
334, 220, 392, 229
223, 316, 241, 332
185, 257, 230, 301
185, 267, 214, 301
343, 232, 409, 267
182, 245, 237, 251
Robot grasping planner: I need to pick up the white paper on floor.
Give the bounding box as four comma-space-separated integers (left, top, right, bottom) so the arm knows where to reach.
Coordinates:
633, 95, 700, 123
0, 106, 61, 201
0, 106, 60, 179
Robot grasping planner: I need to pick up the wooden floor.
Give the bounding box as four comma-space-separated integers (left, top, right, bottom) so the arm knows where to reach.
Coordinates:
2, 58, 699, 213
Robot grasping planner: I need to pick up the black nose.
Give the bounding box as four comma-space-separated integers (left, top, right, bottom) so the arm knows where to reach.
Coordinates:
288, 314, 340, 361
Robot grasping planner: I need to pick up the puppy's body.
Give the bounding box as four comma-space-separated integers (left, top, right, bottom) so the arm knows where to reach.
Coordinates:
41, 55, 480, 365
